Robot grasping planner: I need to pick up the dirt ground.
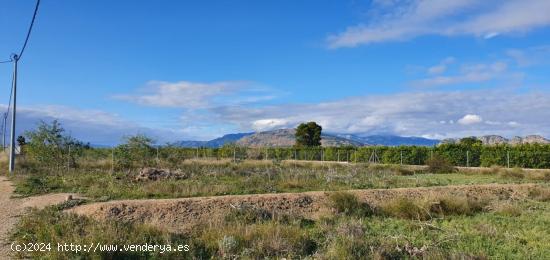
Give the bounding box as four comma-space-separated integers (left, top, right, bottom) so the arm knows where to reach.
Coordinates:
69, 183, 542, 234
0, 176, 78, 258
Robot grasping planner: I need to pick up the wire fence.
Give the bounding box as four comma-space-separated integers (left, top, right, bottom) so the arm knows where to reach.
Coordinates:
58, 146, 550, 171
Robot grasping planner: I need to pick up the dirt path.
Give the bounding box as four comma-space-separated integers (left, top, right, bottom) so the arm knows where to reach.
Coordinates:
0, 176, 78, 258
69, 183, 545, 234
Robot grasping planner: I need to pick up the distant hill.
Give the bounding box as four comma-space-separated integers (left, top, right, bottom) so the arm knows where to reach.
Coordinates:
235, 129, 363, 147
175, 129, 442, 148
440, 135, 550, 145
176, 132, 253, 148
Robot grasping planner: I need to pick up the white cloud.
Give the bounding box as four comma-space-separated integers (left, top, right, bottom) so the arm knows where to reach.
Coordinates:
0, 105, 183, 146
328, 0, 550, 48
506, 45, 550, 67
252, 118, 290, 131
427, 57, 455, 75
113, 80, 274, 109
458, 114, 483, 125
208, 90, 550, 139
6, 88, 550, 143
412, 60, 509, 87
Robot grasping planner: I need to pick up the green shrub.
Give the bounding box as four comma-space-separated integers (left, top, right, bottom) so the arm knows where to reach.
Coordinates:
328, 192, 373, 217
426, 154, 455, 174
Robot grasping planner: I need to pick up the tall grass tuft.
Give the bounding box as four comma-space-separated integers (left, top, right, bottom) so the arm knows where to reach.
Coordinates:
328, 192, 373, 217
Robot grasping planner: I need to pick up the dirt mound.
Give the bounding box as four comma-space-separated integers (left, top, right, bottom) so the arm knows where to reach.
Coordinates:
135, 167, 188, 181
69, 183, 541, 234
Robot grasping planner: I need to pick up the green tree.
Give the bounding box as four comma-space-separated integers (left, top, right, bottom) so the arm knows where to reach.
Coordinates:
459, 137, 482, 147
114, 134, 155, 168
24, 120, 84, 167
295, 122, 322, 147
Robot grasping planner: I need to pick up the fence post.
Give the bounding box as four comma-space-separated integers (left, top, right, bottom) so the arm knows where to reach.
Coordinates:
67, 145, 71, 169
233, 147, 236, 162
321, 149, 324, 161
111, 149, 114, 174
466, 150, 469, 167
507, 150, 510, 168
337, 150, 340, 162
400, 150, 403, 165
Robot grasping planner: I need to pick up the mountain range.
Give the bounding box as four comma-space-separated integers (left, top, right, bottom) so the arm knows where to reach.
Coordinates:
441, 135, 550, 145
175, 129, 439, 147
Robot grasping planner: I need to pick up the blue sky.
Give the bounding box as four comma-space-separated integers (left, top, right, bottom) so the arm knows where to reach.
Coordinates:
1, 0, 550, 145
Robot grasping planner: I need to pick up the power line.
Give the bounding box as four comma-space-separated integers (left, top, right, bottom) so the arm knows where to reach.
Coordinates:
0, 0, 41, 63
17, 0, 41, 60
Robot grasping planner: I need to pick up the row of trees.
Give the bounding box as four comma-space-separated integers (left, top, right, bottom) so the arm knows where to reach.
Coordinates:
17, 120, 550, 170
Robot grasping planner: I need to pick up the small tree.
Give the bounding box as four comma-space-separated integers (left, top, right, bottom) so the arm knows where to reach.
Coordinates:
459, 137, 482, 147
426, 154, 455, 173
295, 122, 322, 147
24, 120, 84, 167
115, 134, 155, 169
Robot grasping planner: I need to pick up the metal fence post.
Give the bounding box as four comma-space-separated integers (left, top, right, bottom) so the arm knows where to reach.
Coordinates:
507, 150, 510, 168
67, 145, 71, 169
466, 150, 469, 167
111, 149, 114, 174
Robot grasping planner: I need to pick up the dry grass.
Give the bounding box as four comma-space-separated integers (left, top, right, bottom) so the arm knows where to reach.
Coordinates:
378, 194, 488, 220
528, 186, 550, 202
492, 202, 523, 216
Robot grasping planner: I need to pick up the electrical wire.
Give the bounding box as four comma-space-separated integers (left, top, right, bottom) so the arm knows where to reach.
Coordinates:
17, 0, 41, 60
0, 0, 41, 62
0, 0, 40, 149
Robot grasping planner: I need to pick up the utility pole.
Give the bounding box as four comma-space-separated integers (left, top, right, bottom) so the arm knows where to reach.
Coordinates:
9, 55, 18, 173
